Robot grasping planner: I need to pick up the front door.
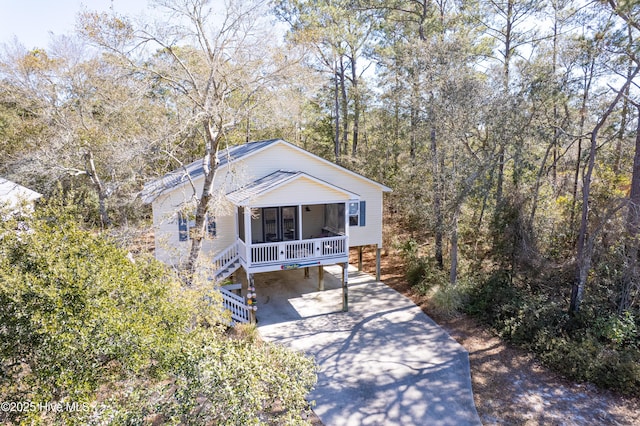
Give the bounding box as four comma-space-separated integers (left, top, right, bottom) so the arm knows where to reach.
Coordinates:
263, 206, 298, 242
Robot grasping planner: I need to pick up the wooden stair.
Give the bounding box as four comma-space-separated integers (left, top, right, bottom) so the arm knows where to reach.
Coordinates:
212, 241, 241, 282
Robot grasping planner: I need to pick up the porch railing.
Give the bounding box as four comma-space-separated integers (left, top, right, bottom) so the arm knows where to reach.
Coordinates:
249, 235, 347, 266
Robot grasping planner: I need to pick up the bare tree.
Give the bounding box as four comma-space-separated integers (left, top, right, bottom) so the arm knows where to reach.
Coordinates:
0, 37, 164, 227
81, 0, 296, 276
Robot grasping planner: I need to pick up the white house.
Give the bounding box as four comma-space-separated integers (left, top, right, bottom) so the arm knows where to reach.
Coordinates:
141, 139, 391, 322
0, 178, 41, 215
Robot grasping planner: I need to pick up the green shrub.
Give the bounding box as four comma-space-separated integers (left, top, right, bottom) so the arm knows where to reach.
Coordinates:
99, 333, 317, 425
406, 257, 429, 287
589, 347, 640, 395
593, 311, 638, 349
500, 296, 570, 346
464, 269, 640, 396
537, 334, 640, 396
0, 204, 317, 424
431, 282, 466, 317
464, 270, 520, 323
398, 238, 420, 263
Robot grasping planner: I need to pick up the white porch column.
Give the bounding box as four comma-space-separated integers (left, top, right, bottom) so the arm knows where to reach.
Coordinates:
244, 207, 252, 266
344, 201, 349, 238
298, 204, 303, 240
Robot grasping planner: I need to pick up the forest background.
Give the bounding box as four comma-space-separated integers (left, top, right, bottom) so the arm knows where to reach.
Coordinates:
1, 0, 640, 416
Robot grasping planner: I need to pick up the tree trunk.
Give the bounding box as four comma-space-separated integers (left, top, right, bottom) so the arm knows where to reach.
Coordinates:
615, 52, 633, 174
619, 104, 640, 312
409, 71, 420, 162
570, 136, 583, 231
450, 209, 459, 285
339, 57, 349, 157
186, 120, 223, 277
570, 58, 595, 232
431, 125, 444, 269
351, 54, 359, 157
570, 66, 640, 313
84, 150, 111, 228
496, 145, 505, 205
551, 1, 560, 189
495, 0, 512, 206
334, 63, 340, 162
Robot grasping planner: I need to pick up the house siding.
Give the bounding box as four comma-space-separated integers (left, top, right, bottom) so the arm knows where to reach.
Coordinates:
151, 140, 388, 266
152, 183, 237, 266
225, 142, 385, 247
245, 177, 351, 207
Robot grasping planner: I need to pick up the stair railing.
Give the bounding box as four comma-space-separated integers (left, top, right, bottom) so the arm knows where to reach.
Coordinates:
212, 241, 241, 280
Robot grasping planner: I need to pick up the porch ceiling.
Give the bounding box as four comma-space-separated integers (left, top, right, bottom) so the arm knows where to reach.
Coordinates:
226, 170, 359, 206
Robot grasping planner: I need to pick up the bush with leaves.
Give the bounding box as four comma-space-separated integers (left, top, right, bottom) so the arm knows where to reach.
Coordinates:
0, 203, 316, 424
464, 271, 640, 396
398, 238, 448, 291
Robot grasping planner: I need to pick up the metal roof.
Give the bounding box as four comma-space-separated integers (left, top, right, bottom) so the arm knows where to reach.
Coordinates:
140, 139, 280, 204
140, 138, 391, 204
226, 170, 359, 206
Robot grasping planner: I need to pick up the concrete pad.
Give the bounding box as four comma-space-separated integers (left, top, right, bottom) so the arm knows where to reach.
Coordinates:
256, 265, 482, 426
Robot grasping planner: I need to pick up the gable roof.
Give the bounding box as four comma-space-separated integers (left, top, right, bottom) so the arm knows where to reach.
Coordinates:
0, 178, 41, 210
226, 170, 359, 206
140, 138, 391, 204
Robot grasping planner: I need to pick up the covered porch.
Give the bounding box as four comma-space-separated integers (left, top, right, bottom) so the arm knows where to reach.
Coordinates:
226, 170, 359, 275
236, 203, 350, 274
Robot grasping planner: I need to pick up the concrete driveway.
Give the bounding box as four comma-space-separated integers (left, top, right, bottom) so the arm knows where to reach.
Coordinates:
256, 265, 481, 426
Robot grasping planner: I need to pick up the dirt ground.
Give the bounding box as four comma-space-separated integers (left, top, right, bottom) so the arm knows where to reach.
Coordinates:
351, 246, 640, 426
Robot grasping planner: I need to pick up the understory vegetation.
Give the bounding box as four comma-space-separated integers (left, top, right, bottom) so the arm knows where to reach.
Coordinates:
399, 233, 640, 397
0, 204, 316, 425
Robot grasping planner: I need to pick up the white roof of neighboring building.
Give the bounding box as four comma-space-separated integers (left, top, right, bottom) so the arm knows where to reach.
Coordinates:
0, 178, 42, 210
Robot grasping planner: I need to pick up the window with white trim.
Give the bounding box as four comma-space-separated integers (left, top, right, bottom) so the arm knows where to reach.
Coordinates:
348, 201, 359, 226
178, 211, 216, 241
349, 201, 366, 227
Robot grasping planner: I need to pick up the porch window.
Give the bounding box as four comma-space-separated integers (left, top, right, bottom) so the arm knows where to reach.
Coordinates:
262, 206, 298, 242
281, 206, 296, 241
324, 203, 345, 235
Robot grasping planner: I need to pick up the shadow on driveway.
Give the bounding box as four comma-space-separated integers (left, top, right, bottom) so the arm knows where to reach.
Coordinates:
256, 265, 481, 426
